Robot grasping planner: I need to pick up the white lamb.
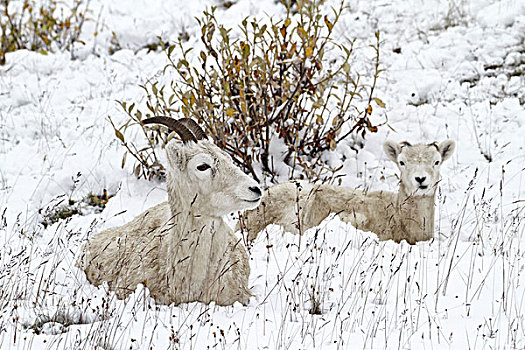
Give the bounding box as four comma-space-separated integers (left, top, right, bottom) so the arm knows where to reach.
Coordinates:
240, 140, 455, 244
78, 117, 262, 306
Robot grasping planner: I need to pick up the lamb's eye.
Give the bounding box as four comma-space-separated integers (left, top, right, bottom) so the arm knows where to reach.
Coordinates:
197, 163, 211, 171
434, 161, 440, 166
399, 161, 405, 166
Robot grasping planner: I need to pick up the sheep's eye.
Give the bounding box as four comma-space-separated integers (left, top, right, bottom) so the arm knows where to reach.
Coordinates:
399, 161, 405, 166
197, 163, 211, 171
434, 161, 440, 166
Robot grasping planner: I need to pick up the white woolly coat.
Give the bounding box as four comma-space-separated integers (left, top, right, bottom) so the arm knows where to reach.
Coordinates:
78, 201, 252, 305
241, 181, 435, 245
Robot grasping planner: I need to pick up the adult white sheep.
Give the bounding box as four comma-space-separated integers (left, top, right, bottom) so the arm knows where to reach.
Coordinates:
240, 140, 455, 244
78, 117, 262, 306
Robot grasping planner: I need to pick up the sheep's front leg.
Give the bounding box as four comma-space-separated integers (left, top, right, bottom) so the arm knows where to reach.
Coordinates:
338, 211, 368, 230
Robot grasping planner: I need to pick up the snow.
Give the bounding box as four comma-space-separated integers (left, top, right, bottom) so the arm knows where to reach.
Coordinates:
1, 0, 524, 349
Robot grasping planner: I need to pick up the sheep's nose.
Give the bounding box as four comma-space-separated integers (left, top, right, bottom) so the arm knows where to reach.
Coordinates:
415, 176, 426, 184
249, 186, 262, 197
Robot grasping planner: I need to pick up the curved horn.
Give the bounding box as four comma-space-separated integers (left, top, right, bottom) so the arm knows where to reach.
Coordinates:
179, 118, 207, 140
142, 116, 197, 143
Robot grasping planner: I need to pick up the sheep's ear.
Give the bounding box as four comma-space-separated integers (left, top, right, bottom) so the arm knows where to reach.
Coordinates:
166, 144, 186, 171
383, 141, 401, 162
438, 140, 455, 162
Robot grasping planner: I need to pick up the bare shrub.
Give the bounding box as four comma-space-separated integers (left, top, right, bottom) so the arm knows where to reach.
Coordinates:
114, 1, 384, 182
0, 0, 90, 64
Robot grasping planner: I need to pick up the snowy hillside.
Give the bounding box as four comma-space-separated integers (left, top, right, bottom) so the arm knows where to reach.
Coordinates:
1, 0, 524, 349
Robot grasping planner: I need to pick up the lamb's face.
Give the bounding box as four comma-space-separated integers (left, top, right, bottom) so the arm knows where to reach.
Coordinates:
383, 140, 455, 196
167, 140, 262, 216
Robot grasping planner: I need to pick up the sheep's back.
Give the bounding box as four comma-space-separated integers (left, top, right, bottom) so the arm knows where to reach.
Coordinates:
78, 201, 172, 299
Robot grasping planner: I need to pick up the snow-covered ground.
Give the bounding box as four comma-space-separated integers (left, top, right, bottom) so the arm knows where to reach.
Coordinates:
1, 0, 524, 348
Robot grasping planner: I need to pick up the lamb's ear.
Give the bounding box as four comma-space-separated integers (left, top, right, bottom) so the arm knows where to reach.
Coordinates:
383, 141, 401, 163
166, 144, 186, 171
438, 140, 455, 162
